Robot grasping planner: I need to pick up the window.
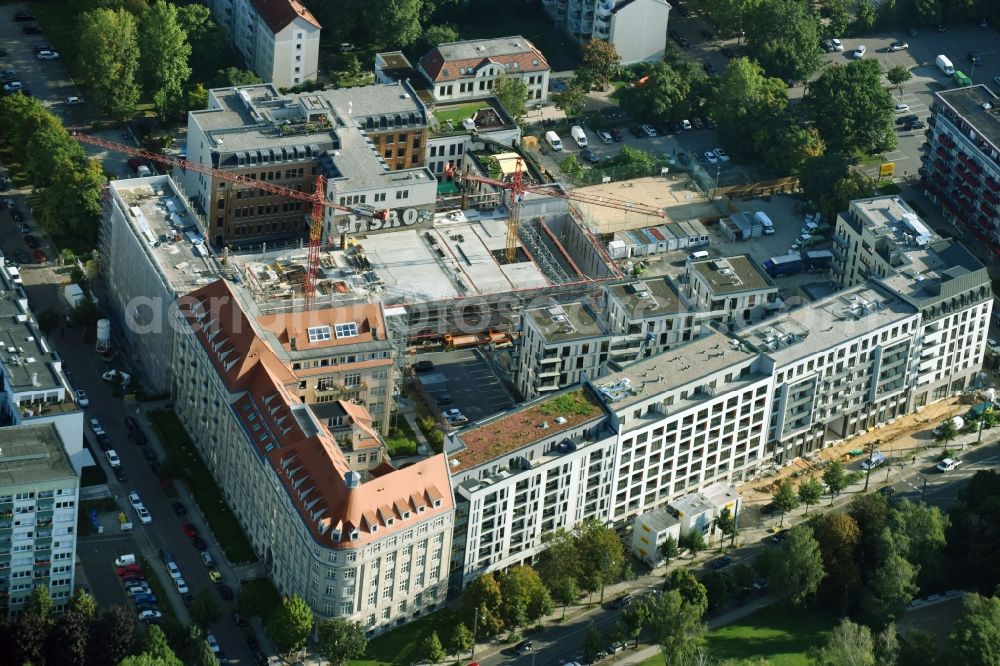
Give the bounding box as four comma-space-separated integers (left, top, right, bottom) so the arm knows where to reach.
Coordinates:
335, 322, 359, 338
308, 326, 332, 342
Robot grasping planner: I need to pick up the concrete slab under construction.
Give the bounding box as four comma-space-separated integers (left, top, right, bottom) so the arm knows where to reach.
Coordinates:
571, 176, 722, 233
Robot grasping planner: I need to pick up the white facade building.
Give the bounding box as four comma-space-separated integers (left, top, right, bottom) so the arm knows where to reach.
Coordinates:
418, 37, 550, 104
541, 0, 671, 65
202, 0, 321, 89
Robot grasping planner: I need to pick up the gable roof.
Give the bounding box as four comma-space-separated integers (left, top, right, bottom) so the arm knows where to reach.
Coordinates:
250, 0, 321, 33
419, 36, 549, 83
257, 303, 387, 353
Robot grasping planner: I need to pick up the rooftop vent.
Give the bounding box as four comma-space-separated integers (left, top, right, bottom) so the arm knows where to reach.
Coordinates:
983, 103, 993, 111
538, 421, 549, 429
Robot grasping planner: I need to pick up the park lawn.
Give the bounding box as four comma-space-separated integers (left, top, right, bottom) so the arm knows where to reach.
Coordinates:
703, 605, 836, 666
148, 410, 258, 563
354, 608, 460, 666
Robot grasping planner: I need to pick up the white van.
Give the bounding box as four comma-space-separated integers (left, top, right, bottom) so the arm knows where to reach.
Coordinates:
570, 126, 588, 148
688, 250, 710, 262
754, 211, 775, 235
545, 131, 563, 151
936, 54, 955, 76
114, 553, 136, 567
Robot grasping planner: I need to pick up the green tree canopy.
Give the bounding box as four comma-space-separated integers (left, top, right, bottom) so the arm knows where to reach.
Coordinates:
799, 476, 825, 513
176, 3, 223, 76
950, 593, 1000, 666
822, 460, 849, 502
768, 524, 825, 606
68, 587, 99, 621
799, 153, 875, 221
266, 594, 314, 658
772, 479, 799, 526
448, 623, 474, 656
498, 565, 553, 630
803, 60, 897, 156
460, 572, 504, 639
190, 588, 221, 628
578, 39, 621, 90
648, 589, 706, 666
493, 74, 529, 120
552, 81, 587, 118
316, 618, 368, 666
811, 618, 876, 666
745, 0, 822, 79
887, 65, 912, 91
663, 569, 709, 617
139, 0, 192, 119
619, 62, 692, 122
78, 8, 141, 120
215, 67, 263, 88
421, 631, 446, 662
813, 512, 862, 611
367, 0, 422, 47
423, 24, 460, 48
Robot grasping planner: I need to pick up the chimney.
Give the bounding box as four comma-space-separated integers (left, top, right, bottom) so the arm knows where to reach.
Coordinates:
32, 373, 38, 387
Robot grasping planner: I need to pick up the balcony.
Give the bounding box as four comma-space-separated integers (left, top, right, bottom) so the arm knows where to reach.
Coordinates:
595, 24, 610, 38
597, 0, 613, 16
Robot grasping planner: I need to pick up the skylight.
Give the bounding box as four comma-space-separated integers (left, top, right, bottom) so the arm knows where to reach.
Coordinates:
335, 322, 359, 339
308, 325, 332, 342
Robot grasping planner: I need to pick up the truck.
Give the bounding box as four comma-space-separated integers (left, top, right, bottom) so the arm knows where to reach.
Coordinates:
803, 249, 834, 269
443, 333, 486, 349
763, 253, 803, 277
63, 283, 85, 308
754, 211, 775, 235
570, 126, 588, 148
936, 54, 955, 76
954, 70, 972, 87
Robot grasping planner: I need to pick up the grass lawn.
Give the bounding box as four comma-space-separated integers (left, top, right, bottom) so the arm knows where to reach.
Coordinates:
703, 605, 836, 666
433, 102, 490, 131
354, 608, 460, 666
237, 577, 282, 619
148, 410, 258, 563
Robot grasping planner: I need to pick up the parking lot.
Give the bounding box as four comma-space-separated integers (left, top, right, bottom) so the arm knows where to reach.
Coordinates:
412, 349, 516, 424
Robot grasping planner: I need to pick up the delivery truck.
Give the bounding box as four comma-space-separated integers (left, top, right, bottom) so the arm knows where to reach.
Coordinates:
763, 253, 803, 277
936, 54, 955, 76
63, 283, 85, 308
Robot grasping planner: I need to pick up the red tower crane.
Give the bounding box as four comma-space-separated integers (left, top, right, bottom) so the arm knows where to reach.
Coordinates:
458, 158, 669, 262
71, 133, 387, 307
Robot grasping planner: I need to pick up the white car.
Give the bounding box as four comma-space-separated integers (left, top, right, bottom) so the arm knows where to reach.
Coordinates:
3, 81, 22, 93
704, 151, 719, 165
895, 102, 910, 113
138, 610, 162, 622
89, 417, 103, 433
889, 41, 909, 51
76, 389, 89, 407
988, 339, 1000, 354
641, 124, 657, 137
36, 51, 60, 60
713, 148, 731, 163
137, 506, 152, 525
102, 369, 132, 386
126, 585, 151, 596
854, 45, 867, 58
105, 450, 121, 467
65, 96, 84, 106
936, 458, 961, 472
166, 561, 182, 579
128, 491, 143, 510
206, 633, 220, 654
174, 578, 189, 594
681, 119, 692, 130
831, 38, 844, 52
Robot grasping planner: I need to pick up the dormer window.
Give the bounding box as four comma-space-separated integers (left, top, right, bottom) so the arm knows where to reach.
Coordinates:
308, 325, 331, 342
417, 506, 425, 513
403, 511, 410, 520
335, 322, 359, 338
386, 518, 394, 526
350, 529, 360, 541
433, 499, 441, 508
371, 524, 378, 533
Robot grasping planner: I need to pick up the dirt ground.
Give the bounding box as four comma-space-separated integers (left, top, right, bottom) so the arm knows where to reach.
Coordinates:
738, 397, 967, 503
570, 176, 723, 232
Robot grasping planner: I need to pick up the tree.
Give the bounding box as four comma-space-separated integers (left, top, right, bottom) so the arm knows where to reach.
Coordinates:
560, 154, 584, 179
865, 551, 918, 627
68, 587, 99, 621
935, 417, 958, 446
847, 493, 890, 576
745, 0, 822, 80
886, 499, 948, 588
139, 0, 192, 119
951, 593, 1000, 666
803, 60, 897, 156
366, 0, 422, 47
188, 83, 209, 113
680, 528, 707, 555
874, 623, 900, 666
799, 153, 875, 221
583, 627, 605, 663
772, 479, 799, 526
498, 565, 553, 630
827, 0, 850, 37
73, 297, 101, 330
87, 605, 137, 666
811, 618, 875, 666
619, 61, 692, 122
576, 520, 626, 598
552, 82, 587, 118
177, 3, 222, 76
423, 24, 459, 47
813, 512, 862, 612
493, 74, 529, 121
799, 476, 825, 514
266, 594, 314, 659
660, 535, 680, 564
39, 156, 105, 247
711, 57, 788, 159
44, 610, 91, 666
713, 506, 737, 547
26, 122, 87, 190
854, 0, 877, 32
623, 598, 653, 647
663, 569, 708, 616
822, 460, 849, 503
421, 631, 446, 663
768, 524, 825, 606
460, 572, 504, 639
448, 623, 474, 657
190, 588, 221, 628
215, 67, 263, 87
140, 625, 183, 666
578, 40, 621, 90
23, 585, 55, 625
78, 8, 141, 120
550, 575, 580, 618
648, 589, 706, 666
898, 628, 940, 666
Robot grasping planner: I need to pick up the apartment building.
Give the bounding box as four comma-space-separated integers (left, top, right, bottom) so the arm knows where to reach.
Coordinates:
100, 176, 221, 394
172, 279, 454, 632
922, 85, 1000, 253
257, 302, 397, 433
833, 195, 992, 407
0, 423, 80, 616
740, 284, 921, 460
0, 259, 85, 473
418, 37, 550, 104
684, 255, 778, 328
541, 0, 671, 64
185, 82, 435, 249
604, 277, 697, 365
515, 302, 609, 399
446, 386, 615, 587
310, 400, 387, 478
202, 0, 321, 89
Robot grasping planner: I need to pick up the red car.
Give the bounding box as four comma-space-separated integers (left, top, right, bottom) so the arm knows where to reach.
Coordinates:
32, 249, 46, 264
182, 523, 198, 538
116, 564, 142, 576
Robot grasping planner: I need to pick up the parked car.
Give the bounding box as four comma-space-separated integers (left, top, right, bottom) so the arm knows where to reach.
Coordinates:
412, 360, 434, 372
132, 593, 157, 605
65, 96, 84, 106
105, 450, 121, 467
200, 550, 215, 567
191, 536, 207, 551
609, 593, 633, 609
713, 148, 730, 162
628, 125, 644, 138
138, 610, 163, 623
3, 81, 23, 93
895, 102, 910, 113
513, 641, 533, 656
581, 149, 600, 163
232, 611, 248, 627
712, 555, 733, 570
641, 124, 657, 137
0, 70, 16, 82
128, 491, 143, 510
854, 45, 867, 58
166, 561, 182, 579
209, 568, 223, 584
217, 584, 234, 600
896, 114, 919, 126
609, 127, 623, 142
878, 486, 896, 497
117, 564, 142, 576
182, 523, 198, 538
889, 41, 908, 51
13, 11, 36, 20
126, 585, 152, 596
36, 50, 59, 60
75, 390, 89, 407
102, 369, 132, 386
936, 458, 961, 472
988, 339, 1000, 354
172, 501, 187, 516
136, 506, 152, 525
113, 467, 127, 482
32, 249, 46, 264
831, 38, 844, 52
704, 151, 719, 165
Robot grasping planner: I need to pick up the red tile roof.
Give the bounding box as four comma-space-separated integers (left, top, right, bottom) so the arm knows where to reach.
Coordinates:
180, 280, 453, 549
250, 0, 321, 32
419, 37, 549, 83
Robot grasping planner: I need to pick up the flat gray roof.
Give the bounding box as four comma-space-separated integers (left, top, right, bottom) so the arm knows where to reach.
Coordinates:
434, 36, 544, 62
525, 302, 607, 342
669, 492, 714, 516
936, 85, 1000, 158
637, 507, 680, 533
109, 176, 221, 293
0, 424, 76, 488
0, 282, 63, 395
607, 277, 683, 317
691, 255, 773, 295
738, 284, 916, 366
